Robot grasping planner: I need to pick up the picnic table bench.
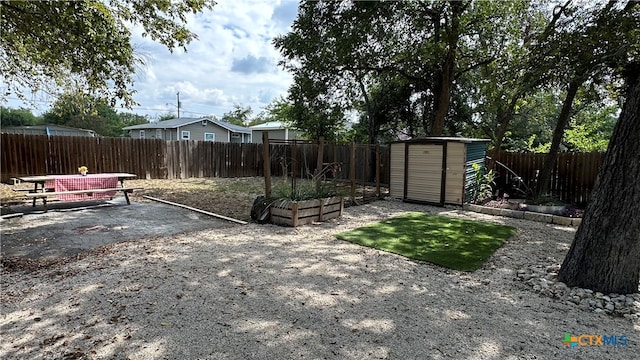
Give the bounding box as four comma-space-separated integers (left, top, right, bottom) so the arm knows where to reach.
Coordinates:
17, 173, 142, 212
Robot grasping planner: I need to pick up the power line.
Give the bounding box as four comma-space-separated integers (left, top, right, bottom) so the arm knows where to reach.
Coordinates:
3, 97, 217, 116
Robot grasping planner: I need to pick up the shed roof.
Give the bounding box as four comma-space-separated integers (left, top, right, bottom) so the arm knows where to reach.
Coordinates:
392, 137, 491, 144
249, 121, 297, 130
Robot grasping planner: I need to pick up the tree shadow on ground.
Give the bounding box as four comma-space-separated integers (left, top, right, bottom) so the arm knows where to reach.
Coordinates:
1, 201, 636, 359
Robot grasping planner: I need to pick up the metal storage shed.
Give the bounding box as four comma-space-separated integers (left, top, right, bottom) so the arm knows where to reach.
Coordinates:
389, 137, 490, 206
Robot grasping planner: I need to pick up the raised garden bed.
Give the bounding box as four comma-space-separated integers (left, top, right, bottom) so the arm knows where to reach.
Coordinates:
270, 196, 344, 227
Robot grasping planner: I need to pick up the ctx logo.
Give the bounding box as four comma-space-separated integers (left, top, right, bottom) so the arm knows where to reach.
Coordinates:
562, 333, 628, 348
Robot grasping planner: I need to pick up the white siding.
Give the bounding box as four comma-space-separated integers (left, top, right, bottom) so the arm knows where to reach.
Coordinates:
252, 129, 303, 143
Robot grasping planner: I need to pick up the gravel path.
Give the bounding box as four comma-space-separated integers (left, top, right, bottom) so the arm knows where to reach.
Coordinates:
1, 199, 638, 359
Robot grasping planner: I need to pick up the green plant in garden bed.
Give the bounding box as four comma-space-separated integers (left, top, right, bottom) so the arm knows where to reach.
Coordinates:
335, 212, 516, 272
272, 178, 348, 201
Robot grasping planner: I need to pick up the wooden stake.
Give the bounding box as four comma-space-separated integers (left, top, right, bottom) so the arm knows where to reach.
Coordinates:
262, 132, 271, 198
291, 140, 297, 194
142, 195, 248, 225
315, 137, 325, 191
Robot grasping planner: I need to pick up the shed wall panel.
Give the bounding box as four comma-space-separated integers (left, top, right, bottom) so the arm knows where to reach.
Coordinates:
445, 142, 465, 205
389, 143, 405, 198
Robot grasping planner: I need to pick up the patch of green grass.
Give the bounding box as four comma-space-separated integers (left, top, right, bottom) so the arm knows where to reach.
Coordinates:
335, 212, 516, 272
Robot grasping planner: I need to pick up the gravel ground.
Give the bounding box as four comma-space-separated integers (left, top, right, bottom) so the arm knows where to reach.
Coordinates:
1, 199, 638, 359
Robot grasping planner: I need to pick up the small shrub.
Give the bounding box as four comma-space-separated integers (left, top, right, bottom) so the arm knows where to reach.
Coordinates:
271, 161, 348, 201
470, 163, 495, 204
272, 178, 346, 201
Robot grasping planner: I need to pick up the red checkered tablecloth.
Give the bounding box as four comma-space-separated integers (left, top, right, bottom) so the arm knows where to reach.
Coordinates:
45, 174, 118, 201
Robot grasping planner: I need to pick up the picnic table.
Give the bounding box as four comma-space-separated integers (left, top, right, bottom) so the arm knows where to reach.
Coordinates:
17, 173, 141, 211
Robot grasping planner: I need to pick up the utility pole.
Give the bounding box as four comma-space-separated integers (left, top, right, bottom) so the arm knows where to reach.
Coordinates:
177, 92, 181, 118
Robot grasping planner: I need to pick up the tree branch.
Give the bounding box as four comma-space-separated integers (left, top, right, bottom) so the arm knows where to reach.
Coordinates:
455, 57, 497, 80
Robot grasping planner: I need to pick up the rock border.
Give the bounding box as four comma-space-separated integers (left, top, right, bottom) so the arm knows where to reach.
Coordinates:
463, 203, 582, 227
516, 264, 640, 320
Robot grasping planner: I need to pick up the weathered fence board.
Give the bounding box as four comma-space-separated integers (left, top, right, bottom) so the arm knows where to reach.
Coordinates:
1, 135, 391, 189
487, 150, 603, 204
1, 134, 603, 204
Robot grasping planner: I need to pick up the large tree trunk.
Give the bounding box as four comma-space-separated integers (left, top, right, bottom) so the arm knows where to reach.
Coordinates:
430, 1, 466, 136
492, 97, 518, 150
535, 77, 582, 198
557, 64, 640, 294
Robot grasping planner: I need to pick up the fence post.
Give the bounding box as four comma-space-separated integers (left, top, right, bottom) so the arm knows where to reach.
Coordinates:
315, 137, 325, 191
262, 132, 271, 198
291, 140, 298, 195
376, 144, 381, 197
350, 142, 356, 202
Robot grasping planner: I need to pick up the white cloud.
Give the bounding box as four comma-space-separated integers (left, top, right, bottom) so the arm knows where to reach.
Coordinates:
4, 0, 299, 120
127, 0, 299, 119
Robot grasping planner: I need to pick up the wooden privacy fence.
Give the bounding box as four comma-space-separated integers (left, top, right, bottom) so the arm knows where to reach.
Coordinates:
266, 138, 391, 201
1, 134, 391, 187
486, 150, 604, 204
1, 134, 264, 181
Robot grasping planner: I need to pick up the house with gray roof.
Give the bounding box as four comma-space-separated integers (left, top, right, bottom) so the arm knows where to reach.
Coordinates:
123, 117, 252, 143
1, 124, 97, 137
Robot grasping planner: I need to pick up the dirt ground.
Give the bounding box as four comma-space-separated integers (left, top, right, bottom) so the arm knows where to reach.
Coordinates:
1, 177, 386, 223
1, 198, 638, 359
1, 177, 267, 223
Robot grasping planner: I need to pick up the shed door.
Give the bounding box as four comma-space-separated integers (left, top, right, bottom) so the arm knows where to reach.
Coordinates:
406, 144, 444, 203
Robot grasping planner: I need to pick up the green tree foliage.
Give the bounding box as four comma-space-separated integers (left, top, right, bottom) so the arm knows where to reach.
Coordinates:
250, 96, 296, 127
0, 0, 215, 107
0, 107, 42, 126
564, 105, 617, 152
534, 1, 639, 197
158, 113, 177, 121
275, 0, 536, 142
221, 105, 252, 127
276, 0, 631, 155
42, 92, 148, 137
354, 74, 417, 143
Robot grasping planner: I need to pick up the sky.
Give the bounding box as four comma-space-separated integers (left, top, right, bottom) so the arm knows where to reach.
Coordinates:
3, 0, 300, 121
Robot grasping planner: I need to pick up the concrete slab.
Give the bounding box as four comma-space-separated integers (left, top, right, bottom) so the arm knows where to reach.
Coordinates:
1, 197, 236, 260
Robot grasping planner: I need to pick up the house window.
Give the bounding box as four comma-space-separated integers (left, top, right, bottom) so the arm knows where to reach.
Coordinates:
204, 133, 215, 142
140, 130, 145, 139
156, 129, 162, 139
181, 130, 190, 140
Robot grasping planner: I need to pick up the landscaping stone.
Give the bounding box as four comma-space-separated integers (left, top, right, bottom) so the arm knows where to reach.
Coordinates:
552, 215, 572, 226
464, 203, 583, 227
523, 211, 553, 223
483, 206, 500, 216
515, 263, 639, 318
465, 204, 484, 213
498, 208, 525, 219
